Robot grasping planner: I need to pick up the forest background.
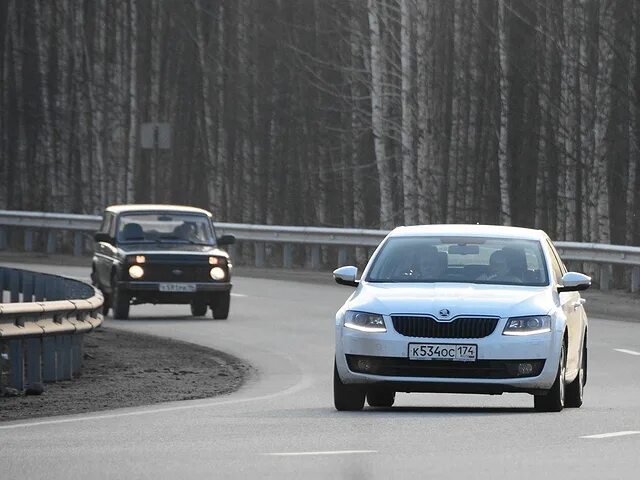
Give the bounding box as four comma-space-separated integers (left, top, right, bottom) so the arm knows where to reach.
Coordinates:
1, 0, 639, 249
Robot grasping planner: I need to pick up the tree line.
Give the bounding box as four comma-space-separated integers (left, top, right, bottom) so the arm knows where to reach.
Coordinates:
1, 0, 638, 247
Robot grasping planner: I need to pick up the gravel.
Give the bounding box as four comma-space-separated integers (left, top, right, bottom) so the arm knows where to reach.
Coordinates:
0, 327, 254, 422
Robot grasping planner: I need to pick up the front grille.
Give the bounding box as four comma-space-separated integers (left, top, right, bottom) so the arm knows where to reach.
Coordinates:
346, 355, 545, 379
130, 255, 222, 282
392, 316, 499, 338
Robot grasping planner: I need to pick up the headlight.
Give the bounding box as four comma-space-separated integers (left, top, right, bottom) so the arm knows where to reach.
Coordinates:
503, 315, 551, 336
210, 267, 226, 280
128, 265, 144, 279
343, 311, 386, 333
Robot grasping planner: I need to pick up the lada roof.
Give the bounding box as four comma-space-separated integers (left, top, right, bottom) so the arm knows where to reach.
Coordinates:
390, 224, 547, 241
105, 204, 212, 217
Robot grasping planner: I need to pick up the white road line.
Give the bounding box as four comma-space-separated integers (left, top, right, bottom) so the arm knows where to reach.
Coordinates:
263, 450, 377, 457
581, 431, 640, 439
614, 348, 640, 356
230, 293, 247, 298
0, 371, 313, 431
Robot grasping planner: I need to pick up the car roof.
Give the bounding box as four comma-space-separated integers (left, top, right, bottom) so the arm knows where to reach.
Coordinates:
105, 204, 212, 217
389, 224, 547, 241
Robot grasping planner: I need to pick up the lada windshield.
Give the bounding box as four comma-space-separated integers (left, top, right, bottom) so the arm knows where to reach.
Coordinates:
116, 212, 216, 245
366, 236, 549, 286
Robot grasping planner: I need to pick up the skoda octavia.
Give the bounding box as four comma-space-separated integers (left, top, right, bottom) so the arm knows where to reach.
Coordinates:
333, 225, 590, 412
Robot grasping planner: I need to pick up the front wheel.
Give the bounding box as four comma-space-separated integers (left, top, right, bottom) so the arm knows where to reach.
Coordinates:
333, 362, 365, 411
210, 291, 230, 319
112, 282, 130, 320
534, 342, 566, 412
565, 339, 587, 408
190, 301, 208, 317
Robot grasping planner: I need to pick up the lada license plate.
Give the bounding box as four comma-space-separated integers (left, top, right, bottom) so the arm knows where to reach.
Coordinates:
159, 283, 197, 292
408, 343, 477, 362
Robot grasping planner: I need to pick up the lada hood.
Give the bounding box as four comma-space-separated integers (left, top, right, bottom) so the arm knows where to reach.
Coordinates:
119, 243, 229, 258
349, 283, 552, 319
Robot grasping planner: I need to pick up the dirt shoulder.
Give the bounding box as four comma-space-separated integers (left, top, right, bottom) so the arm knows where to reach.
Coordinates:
0, 328, 254, 422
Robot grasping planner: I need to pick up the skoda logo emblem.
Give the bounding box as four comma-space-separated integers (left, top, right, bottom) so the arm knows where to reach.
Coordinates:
439, 309, 450, 318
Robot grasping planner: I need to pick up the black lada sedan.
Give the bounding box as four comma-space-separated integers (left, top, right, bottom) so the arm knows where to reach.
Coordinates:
91, 205, 235, 320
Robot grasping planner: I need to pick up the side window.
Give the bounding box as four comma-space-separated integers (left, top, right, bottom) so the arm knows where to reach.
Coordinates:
105, 214, 116, 237
545, 240, 564, 283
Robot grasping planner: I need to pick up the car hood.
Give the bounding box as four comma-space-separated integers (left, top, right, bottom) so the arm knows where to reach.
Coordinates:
119, 243, 229, 257
348, 282, 553, 318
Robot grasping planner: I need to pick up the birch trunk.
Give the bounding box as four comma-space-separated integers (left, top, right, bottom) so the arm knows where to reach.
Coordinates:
368, 0, 393, 229
195, 0, 219, 214
416, 0, 432, 224
126, 0, 138, 203
400, 0, 417, 225
497, 0, 511, 225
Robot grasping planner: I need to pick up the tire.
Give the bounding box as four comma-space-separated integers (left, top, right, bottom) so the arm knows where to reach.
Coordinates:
210, 291, 230, 320
190, 301, 208, 317
334, 362, 365, 411
565, 339, 587, 408
112, 279, 130, 320
367, 389, 395, 408
101, 293, 111, 316
534, 342, 566, 412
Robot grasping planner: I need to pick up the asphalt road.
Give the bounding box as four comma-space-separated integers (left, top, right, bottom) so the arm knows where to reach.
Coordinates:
2, 263, 640, 479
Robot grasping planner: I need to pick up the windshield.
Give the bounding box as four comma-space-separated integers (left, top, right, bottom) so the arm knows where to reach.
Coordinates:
366, 236, 549, 286
116, 212, 215, 245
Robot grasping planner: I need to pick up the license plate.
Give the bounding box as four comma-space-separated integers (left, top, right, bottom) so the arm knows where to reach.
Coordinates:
408, 343, 477, 362
159, 283, 197, 292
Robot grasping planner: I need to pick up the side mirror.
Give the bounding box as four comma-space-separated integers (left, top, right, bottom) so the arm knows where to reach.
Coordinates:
557, 272, 591, 293
94, 232, 112, 244
333, 266, 359, 287
217, 234, 236, 246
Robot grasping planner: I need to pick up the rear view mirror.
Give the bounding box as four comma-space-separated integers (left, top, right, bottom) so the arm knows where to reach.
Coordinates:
558, 272, 591, 292
333, 266, 359, 287
448, 244, 479, 255
94, 232, 112, 244
217, 234, 236, 246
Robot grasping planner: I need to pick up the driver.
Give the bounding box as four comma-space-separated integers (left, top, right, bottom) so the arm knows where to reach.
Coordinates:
477, 250, 522, 283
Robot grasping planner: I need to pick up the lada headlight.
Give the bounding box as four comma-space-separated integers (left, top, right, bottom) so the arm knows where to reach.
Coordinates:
344, 311, 386, 333
503, 315, 551, 336
128, 265, 144, 279
210, 267, 226, 280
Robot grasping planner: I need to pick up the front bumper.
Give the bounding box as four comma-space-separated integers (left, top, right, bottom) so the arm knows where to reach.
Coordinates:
118, 281, 232, 292
117, 281, 231, 305
335, 317, 562, 394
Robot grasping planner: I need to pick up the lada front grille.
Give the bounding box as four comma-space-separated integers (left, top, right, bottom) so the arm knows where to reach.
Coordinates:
391, 316, 499, 338
140, 255, 213, 282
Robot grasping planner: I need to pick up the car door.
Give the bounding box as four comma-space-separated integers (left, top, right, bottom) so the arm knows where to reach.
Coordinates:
546, 240, 582, 376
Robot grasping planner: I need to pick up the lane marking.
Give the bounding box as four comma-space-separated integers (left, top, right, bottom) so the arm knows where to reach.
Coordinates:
614, 349, 640, 356
0, 371, 313, 431
230, 293, 247, 298
581, 431, 640, 439
263, 450, 377, 457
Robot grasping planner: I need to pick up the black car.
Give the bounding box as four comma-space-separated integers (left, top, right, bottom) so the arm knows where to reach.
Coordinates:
91, 205, 235, 320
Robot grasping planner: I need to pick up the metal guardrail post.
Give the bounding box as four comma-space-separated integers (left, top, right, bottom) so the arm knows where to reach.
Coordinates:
310, 245, 321, 270
338, 247, 348, 266
600, 265, 612, 291
25, 338, 43, 390
73, 232, 83, 256
283, 244, 293, 269
25, 229, 34, 252
8, 339, 23, 391
254, 242, 265, 268
0, 226, 7, 250
631, 267, 640, 294
42, 337, 56, 382
47, 231, 57, 254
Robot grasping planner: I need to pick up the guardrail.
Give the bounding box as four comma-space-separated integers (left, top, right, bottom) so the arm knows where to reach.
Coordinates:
0, 209, 639, 292
0, 266, 103, 394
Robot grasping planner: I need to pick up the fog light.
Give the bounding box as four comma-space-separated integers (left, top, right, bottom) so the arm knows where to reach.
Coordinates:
128, 265, 144, 279
357, 359, 372, 372
210, 267, 226, 280
518, 363, 533, 376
